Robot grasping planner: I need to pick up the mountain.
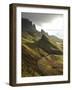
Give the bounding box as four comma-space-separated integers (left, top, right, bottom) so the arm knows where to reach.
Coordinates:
22, 18, 50, 40
22, 18, 36, 33
21, 18, 63, 77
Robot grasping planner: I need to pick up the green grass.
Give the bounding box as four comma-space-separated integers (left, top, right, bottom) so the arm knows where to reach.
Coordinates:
22, 32, 63, 77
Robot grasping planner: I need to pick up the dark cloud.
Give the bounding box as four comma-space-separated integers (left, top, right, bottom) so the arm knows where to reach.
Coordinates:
22, 12, 63, 26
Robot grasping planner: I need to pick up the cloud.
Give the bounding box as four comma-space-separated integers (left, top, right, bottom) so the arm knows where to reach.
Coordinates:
41, 16, 64, 30
22, 12, 64, 39
22, 12, 63, 26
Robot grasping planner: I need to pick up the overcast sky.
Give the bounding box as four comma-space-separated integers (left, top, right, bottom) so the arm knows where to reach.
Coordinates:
22, 12, 64, 39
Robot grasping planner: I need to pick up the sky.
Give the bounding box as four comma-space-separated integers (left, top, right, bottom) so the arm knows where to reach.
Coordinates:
22, 12, 64, 39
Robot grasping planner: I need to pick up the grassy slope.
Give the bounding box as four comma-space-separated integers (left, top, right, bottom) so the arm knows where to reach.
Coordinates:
22, 32, 63, 77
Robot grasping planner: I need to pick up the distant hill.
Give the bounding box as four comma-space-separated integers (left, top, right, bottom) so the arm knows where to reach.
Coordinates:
49, 35, 63, 43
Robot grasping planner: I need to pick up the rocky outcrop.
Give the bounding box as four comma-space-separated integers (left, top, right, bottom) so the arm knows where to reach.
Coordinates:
41, 29, 49, 38
22, 18, 36, 32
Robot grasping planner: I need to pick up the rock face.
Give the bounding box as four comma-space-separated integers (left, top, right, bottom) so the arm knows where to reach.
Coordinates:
41, 34, 49, 41
22, 18, 36, 32
41, 29, 49, 38
32, 24, 36, 31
